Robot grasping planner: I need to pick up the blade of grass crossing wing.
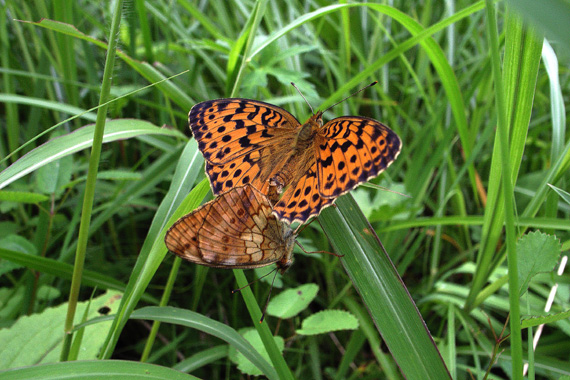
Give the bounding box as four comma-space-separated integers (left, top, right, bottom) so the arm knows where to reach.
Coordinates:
99, 140, 208, 359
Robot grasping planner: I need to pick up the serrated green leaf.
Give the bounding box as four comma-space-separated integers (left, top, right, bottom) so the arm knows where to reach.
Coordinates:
521, 309, 570, 329
296, 310, 358, 336
229, 329, 284, 377
266, 283, 319, 319
0, 291, 122, 370
517, 231, 561, 295
0, 191, 50, 204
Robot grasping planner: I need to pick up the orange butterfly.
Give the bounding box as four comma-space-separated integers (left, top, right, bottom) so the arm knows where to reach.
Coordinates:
190, 83, 401, 224
164, 185, 295, 273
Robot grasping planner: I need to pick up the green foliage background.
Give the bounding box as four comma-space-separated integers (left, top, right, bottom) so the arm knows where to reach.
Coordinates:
1, 1, 569, 379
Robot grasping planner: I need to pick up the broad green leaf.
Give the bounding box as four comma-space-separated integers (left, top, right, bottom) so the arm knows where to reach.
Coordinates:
229, 329, 284, 377
517, 231, 561, 295
266, 283, 319, 320
296, 310, 358, 336
0, 291, 122, 370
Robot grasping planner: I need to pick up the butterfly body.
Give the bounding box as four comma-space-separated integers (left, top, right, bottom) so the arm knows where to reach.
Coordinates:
165, 185, 296, 272
190, 97, 401, 224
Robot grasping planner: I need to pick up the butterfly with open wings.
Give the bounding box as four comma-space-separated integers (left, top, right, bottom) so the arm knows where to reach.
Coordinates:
190, 83, 401, 224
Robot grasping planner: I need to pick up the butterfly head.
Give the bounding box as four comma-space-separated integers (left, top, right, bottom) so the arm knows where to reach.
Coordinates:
313, 111, 324, 127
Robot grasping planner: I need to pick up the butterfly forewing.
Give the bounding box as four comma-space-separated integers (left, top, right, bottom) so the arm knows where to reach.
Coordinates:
190, 99, 300, 196
165, 185, 295, 269
316, 116, 402, 199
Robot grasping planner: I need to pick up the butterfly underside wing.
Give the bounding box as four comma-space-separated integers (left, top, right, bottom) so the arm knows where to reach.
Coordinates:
165, 185, 296, 272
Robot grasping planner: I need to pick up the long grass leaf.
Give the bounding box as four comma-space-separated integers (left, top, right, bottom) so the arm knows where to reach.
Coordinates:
320, 195, 451, 380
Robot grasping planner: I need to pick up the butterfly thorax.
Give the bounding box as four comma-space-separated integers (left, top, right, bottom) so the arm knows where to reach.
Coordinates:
268, 113, 323, 194
295, 112, 323, 148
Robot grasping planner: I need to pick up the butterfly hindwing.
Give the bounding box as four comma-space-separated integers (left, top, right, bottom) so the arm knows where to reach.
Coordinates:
165, 185, 293, 269
272, 168, 335, 224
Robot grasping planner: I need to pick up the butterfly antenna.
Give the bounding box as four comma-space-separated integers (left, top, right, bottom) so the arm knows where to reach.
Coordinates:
361, 182, 412, 198
259, 269, 280, 323
291, 82, 314, 114
295, 240, 343, 258
293, 216, 318, 235
232, 267, 278, 293
322, 81, 378, 114
293, 218, 342, 257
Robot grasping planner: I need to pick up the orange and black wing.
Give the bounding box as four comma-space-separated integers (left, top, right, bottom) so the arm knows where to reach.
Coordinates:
316, 116, 401, 198
272, 167, 336, 225
190, 99, 300, 195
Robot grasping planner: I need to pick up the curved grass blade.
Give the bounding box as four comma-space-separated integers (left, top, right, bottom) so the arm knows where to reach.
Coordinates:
0, 119, 185, 190
99, 146, 208, 359
0, 360, 199, 380
130, 306, 279, 380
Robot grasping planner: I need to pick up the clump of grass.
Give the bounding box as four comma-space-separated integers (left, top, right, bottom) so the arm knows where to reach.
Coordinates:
0, 1, 568, 379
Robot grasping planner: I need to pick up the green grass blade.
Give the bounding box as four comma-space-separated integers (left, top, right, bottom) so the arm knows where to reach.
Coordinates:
0, 360, 199, 380
483, 4, 525, 376
227, 0, 269, 97
0, 248, 148, 298
466, 9, 543, 308
60, 0, 125, 361
233, 270, 295, 380
99, 163, 209, 360
505, 0, 570, 57
319, 195, 451, 380
0, 119, 184, 190
25, 18, 194, 110
130, 306, 279, 380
